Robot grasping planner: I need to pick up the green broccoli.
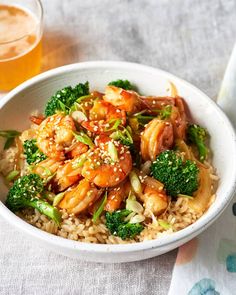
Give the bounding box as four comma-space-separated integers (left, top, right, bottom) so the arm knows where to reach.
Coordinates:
6, 174, 61, 224
151, 150, 199, 197
44, 82, 89, 116
187, 124, 208, 162
105, 209, 143, 240
23, 139, 47, 164
108, 79, 135, 90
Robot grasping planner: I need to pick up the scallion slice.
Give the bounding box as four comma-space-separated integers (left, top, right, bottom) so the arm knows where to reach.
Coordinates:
6, 170, 20, 182
73, 131, 94, 148
158, 219, 171, 230
108, 141, 119, 162
53, 192, 65, 207
92, 192, 107, 222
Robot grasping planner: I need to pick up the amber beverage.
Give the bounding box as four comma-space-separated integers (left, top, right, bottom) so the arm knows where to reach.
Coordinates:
0, 0, 43, 91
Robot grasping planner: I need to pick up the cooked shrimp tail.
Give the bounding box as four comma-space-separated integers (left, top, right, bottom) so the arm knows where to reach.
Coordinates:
59, 179, 99, 214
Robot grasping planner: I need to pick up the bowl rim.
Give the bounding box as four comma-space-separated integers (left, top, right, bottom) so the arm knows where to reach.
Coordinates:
1, 60, 236, 254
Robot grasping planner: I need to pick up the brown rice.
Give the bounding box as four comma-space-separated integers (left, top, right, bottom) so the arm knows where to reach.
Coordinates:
17, 195, 210, 244
0, 125, 218, 245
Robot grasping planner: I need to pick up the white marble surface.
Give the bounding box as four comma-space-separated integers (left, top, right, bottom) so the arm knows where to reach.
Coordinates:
1, 0, 236, 294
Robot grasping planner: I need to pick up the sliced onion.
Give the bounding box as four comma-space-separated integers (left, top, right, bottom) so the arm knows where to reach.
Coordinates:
71, 111, 87, 123
168, 81, 178, 97
126, 194, 144, 214
149, 210, 158, 226
129, 170, 142, 194
124, 211, 136, 222
141, 161, 152, 175
129, 214, 145, 224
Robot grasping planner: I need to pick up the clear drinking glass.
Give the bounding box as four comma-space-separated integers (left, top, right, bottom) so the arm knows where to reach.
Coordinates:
0, 0, 43, 91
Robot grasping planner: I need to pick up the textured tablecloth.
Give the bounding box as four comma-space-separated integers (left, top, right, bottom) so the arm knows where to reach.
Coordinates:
1, 1, 236, 294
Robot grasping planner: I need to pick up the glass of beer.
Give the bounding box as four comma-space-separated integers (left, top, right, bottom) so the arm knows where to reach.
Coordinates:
0, 0, 43, 91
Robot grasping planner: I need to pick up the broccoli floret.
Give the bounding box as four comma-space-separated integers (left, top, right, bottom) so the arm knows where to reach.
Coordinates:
23, 139, 47, 164
108, 79, 135, 90
44, 82, 89, 116
6, 174, 61, 224
187, 124, 208, 162
151, 150, 199, 197
105, 209, 143, 240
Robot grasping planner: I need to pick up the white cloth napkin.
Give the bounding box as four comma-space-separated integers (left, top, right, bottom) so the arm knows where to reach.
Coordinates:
168, 43, 236, 295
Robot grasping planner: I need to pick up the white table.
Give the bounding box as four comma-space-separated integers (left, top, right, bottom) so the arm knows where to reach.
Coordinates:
1, 0, 236, 294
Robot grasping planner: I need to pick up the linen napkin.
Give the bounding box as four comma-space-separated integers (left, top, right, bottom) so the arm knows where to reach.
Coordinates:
168, 43, 236, 295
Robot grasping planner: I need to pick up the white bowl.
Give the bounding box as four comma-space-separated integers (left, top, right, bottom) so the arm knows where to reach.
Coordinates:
0, 61, 236, 263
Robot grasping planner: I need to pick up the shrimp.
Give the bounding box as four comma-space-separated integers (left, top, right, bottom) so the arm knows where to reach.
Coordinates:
118, 172, 168, 216
136, 176, 168, 216
104, 86, 143, 113
140, 96, 187, 139
104, 86, 177, 114
140, 118, 174, 161
52, 156, 84, 192
87, 189, 105, 215
59, 179, 99, 214
81, 99, 126, 134
104, 86, 187, 138
65, 141, 88, 158
81, 135, 132, 187
90, 91, 104, 100
33, 158, 62, 179
142, 185, 168, 216
104, 180, 131, 212
140, 96, 176, 111
104, 173, 168, 215
37, 114, 75, 160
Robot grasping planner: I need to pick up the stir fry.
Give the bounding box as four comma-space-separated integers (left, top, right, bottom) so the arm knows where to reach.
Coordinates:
0, 80, 214, 241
